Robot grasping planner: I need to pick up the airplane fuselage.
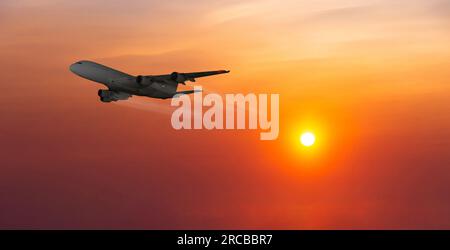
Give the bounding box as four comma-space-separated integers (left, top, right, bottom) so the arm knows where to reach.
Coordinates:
70, 60, 176, 100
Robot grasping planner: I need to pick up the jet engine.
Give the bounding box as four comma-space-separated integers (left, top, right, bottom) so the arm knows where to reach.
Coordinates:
170, 72, 195, 84
98, 89, 130, 102
135, 75, 153, 86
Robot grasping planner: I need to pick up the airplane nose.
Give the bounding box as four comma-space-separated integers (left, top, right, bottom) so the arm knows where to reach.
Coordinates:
69, 63, 77, 73
69, 62, 82, 75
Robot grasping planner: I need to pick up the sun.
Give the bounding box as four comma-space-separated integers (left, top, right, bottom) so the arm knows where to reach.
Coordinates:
300, 132, 315, 147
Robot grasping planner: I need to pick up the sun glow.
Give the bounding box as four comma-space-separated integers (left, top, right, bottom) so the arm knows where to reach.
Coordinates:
300, 132, 315, 147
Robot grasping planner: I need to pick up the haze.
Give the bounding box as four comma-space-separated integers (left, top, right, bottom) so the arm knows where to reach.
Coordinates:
0, 0, 449, 229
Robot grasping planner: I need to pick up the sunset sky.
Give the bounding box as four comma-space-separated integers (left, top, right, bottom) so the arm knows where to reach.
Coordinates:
1, 0, 450, 229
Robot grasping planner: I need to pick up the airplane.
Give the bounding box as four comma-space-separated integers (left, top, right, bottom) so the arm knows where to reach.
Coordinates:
69, 60, 230, 102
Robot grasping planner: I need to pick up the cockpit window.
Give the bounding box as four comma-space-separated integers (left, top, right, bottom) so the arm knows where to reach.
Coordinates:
76, 62, 83, 65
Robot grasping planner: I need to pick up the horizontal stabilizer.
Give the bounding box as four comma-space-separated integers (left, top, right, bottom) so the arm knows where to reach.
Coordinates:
173, 89, 202, 97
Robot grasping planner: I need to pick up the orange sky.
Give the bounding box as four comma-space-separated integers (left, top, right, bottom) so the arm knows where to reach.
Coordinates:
1, 0, 450, 229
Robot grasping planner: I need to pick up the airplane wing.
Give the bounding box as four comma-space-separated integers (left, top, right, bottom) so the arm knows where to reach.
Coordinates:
150, 70, 230, 84
178, 70, 230, 79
